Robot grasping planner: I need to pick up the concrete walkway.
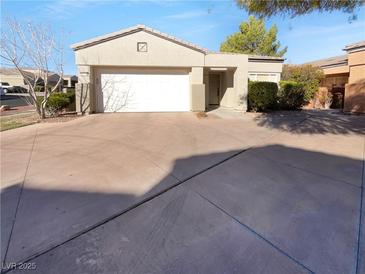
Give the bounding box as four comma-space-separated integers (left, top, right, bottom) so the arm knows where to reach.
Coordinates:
1, 111, 364, 273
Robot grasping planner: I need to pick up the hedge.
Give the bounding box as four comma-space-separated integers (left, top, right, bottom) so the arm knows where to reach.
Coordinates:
248, 81, 278, 112
278, 81, 306, 110
281, 64, 325, 103
37, 91, 75, 114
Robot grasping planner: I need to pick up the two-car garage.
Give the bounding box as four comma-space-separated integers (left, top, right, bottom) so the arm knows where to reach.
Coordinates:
73, 25, 283, 114
99, 70, 190, 112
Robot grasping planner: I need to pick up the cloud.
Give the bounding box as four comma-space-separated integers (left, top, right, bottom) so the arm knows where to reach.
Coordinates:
39, 0, 109, 19
165, 10, 210, 19
286, 21, 365, 38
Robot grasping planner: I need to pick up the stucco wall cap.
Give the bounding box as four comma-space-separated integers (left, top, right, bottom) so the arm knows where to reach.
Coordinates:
343, 40, 365, 51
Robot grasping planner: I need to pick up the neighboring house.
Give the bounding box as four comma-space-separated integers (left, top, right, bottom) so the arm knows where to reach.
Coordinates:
0, 68, 25, 86
306, 40, 365, 113
63, 75, 78, 88
71, 25, 284, 113
0, 67, 78, 90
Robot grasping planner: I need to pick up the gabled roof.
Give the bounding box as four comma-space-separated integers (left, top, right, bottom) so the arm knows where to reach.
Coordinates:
71, 24, 209, 53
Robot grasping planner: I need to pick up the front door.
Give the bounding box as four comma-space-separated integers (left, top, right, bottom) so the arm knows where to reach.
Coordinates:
209, 74, 220, 105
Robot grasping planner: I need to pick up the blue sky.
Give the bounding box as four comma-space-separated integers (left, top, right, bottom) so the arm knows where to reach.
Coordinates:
2, 0, 365, 74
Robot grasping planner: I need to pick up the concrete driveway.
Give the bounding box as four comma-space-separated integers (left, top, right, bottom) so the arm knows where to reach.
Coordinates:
1, 110, 364, 274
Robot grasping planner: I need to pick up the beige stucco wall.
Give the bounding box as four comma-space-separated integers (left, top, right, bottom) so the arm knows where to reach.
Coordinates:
348, 50, 365, 67
190, 67, 205, 111
344, 79, 365, 113
320, 50, 364, 82
74, 30, 284, 113
76, 65, 93, 114
247, 61, 283, 74
322, 65, 349, 75
349, 66, 365, 83
205, 53, 248, 111
321, 74, 348, 90
343, 50, 365, 113
220, 70, 236, 108
0, 74, 24, 86
205, 53, 246, 68
75, 31, 205, 67
347, 51, 365, 83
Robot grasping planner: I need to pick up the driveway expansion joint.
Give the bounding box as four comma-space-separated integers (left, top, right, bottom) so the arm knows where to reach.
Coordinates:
3, 148, 253, 273
3, 112, 338, 274
2, 126, 38, 273
355, 136, 365, 274
193, 191, 315, 274
3, 113, 314, 273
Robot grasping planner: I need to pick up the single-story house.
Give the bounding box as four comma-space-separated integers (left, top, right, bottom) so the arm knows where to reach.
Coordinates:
0, 67, 78, 91
0, 68, 27, 86
71, 25, 284, 114
63, 75, 78, 88
305, 40, 365, 113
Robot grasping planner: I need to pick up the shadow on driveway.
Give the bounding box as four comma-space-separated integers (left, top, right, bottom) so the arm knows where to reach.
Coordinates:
253, 110, 365, 135
1, 144, 364, 274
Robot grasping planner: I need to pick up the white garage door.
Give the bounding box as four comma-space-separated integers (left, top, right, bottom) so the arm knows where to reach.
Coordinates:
101, 72, 190, 112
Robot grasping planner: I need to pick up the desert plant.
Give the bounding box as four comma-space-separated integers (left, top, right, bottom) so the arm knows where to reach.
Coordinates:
248, 81, 278, 112
319, 91, 333, 109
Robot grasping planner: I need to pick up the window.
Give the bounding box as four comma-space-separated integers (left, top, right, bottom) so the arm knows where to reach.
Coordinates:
137, 42, 147, 52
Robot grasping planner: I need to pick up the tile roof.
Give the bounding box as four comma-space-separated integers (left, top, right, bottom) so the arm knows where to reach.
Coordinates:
304, 55, 348, 68
71, 24, 283, 63
71, 24, 209, 53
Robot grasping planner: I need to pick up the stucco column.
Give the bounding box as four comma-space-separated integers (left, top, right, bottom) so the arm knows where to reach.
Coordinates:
76, 65, 93, 114
190, 67, 205, 111
233, 66, 248, 112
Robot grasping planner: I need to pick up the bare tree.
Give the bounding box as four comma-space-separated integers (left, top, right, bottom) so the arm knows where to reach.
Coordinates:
101, 75, 134, 112
0, 18, 64, 119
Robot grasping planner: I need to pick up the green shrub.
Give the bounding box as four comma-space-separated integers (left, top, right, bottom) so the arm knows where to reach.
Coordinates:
65, 87, 75, 93
34, 86, 44, 93
248, 81, 278, 112
34, 86, 56, 93
65, 91, 76, 111
278, 81, 306, 110
282, 64, 324, 102
47, 93, 70, 110
36, 91, 75, 114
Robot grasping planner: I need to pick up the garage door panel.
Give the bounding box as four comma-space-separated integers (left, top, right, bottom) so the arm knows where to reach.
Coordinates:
101, 73, 190, 112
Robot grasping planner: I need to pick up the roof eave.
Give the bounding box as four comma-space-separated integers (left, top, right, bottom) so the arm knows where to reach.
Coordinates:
248, 55, 285, 62
71, 25, 145, 50
70, 25, 208, 54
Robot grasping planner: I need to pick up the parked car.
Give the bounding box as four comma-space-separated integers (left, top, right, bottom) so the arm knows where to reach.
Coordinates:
12, 86, 28, 93
0, 86, 5, 96
0, 82, 13, 93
